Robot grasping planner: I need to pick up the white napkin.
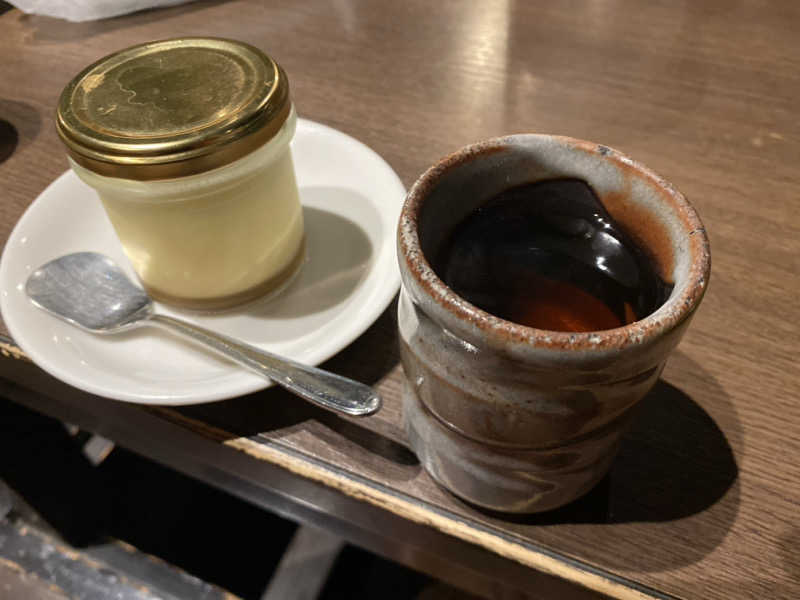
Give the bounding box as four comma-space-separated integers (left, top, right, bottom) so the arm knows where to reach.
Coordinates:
8, 0, 196, 22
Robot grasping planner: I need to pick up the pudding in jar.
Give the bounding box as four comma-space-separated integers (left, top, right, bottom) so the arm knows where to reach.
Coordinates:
56, 37, 305, 310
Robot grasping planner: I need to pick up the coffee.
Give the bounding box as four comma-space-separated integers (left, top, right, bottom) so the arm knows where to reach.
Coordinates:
434, 179, 672, 332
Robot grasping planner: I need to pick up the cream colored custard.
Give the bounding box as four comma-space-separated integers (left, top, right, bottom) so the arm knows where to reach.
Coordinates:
70, 109, 305, 309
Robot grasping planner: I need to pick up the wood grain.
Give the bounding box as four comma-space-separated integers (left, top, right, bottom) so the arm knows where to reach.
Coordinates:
0, 1, 798, 598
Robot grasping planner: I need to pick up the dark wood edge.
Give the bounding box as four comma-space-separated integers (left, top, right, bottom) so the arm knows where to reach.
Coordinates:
0, 338, 674, 600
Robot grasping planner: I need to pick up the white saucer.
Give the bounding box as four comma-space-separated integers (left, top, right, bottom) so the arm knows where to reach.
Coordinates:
0, 119, 405, 405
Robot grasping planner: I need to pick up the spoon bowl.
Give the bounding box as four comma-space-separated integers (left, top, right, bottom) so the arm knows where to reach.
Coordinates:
26, 253, 152, 333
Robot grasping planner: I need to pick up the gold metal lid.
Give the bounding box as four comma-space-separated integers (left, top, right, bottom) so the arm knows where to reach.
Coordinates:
56, 37, 291, 180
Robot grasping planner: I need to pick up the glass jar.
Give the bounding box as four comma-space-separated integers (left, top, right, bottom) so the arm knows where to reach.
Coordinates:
56, 38, 305, 310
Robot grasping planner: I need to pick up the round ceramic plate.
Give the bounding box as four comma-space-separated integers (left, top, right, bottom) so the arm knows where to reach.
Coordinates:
0, 119, 405, 405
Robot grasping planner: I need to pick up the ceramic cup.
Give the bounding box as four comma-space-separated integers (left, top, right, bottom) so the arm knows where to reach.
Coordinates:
397, 135, 710, 513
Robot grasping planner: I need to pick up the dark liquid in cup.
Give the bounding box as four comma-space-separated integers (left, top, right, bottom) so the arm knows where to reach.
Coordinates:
434, 179, 673, 332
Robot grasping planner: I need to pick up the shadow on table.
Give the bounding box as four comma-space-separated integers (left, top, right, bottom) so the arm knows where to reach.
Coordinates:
478, 377, 739, 526
458, 350, 742, 572
0, 99, 41, 163
609, 377, 739, 522
174, 298, 419, 475
0, 118, 17, 164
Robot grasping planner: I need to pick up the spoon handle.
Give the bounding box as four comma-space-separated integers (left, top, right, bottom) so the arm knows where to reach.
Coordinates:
147, 314, 381, 416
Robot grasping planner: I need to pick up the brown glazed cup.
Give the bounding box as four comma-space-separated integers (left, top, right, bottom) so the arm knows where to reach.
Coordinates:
397, 135, 710, 513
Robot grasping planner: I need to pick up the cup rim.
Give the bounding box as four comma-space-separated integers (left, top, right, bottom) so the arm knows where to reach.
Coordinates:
398, 134, 711, 352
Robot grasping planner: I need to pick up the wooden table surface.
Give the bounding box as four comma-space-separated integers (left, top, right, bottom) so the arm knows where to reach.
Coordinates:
1, 2, 798, 599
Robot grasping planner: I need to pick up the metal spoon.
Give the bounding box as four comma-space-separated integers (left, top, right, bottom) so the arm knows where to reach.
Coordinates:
25, 252, 381, 416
